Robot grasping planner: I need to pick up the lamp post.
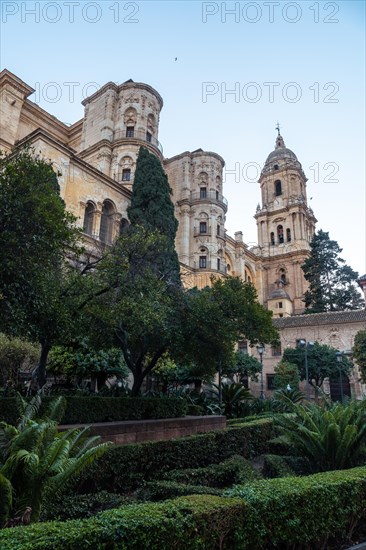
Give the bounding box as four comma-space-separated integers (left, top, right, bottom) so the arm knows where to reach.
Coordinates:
336, 351, 344, 403
218, 359, 223, 415
298, 339, 313, 400
256, 344, 265, 399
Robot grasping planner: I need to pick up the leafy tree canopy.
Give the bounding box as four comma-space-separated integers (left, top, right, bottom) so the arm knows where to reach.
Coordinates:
282, 342, 353, 389
302, 229, 363, 312
273, 360, 300, 390
353, 330, 366, 383
0, 148, 85, 385
223, 351, 262, 382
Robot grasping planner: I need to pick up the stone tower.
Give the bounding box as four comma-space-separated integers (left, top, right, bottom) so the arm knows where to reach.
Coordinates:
164, 149, 229, 288
254, 132, 317, 315
79, 79, 164, 186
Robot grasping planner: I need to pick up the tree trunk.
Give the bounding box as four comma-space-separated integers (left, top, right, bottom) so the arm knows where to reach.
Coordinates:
131, 373, 144, 396
37, 342, 51, 388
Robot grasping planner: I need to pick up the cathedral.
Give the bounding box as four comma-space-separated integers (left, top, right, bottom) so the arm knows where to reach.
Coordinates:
1, 69, 365, 397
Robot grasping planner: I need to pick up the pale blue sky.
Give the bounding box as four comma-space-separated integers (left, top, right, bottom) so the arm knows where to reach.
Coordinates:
1, 0, 365, 274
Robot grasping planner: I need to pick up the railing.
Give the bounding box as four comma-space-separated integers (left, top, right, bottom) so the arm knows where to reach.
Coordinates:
113, 129, 163, 154
190, 190, 228, 208
192, 260, 227, 274
193, 226, 212, 237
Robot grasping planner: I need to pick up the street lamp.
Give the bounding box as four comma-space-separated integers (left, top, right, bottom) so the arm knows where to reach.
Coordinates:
256, 343, 265, 400
298, 339, 314, 400
336, 351, 344, 403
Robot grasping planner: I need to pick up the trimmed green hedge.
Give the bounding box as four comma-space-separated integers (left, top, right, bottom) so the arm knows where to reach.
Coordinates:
136, 481, 222, 501
78, 418, 274, 492
0, 396, 187, 425
2, 467, 366, 549
162, 455, 260, 487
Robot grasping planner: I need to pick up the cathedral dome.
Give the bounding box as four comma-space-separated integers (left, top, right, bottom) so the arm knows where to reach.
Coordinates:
261, 132, 301, 175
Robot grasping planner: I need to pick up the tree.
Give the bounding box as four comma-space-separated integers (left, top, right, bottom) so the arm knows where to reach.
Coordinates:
127, 146, 181, 284
174, 277, 279, 374
273, 360, 300, 390
282, 342, 353, 393
0, 148, 84, 386
302, 230, 363, 312
0, 393, 110, 523
223, 351, 262, 383
0, 334, 39, 388
85, 227, 179, 396
353, 330, 366, 383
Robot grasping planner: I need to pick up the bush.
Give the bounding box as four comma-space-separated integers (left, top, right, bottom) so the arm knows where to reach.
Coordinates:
262, 454, 296, 478
78, 418, 274, 492
0, 474, 12, 528
136, 481, 222, 501
225, 466, 366, 548
1, 467, 366, 549
162, 455, 260, 487
0, 396, 187, 425
0, 333, 39, 387
41, 492, 132, 522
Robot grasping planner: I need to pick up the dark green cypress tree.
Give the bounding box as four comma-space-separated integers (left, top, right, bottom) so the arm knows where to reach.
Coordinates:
302, 230, 363, 312
128, 147, 181, 284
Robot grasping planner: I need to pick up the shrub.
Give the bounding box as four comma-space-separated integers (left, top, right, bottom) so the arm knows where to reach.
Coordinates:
275, 400, 366, 472
0, 474, 12, 528
78, 418, 274, 492
162, 455, 260, 487
0, 396, 187, 425
1, 467, 366, 549
40, 492, 132, 522
136, 481, 222, 501
225, 466, 366, 548
0, 333, 39, 387
262, 454, 296, 478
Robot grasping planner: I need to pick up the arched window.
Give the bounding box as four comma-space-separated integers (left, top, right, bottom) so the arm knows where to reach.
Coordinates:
120, 218, 130, 235
286, 228, 291, 242
100, 200, 115, 244
122, 169, 131, 181
277, 225, 284, 244
279, 268, 287, 284
270, 232, 275, 245
83, 202, 95, 236
275, 180, 282, 196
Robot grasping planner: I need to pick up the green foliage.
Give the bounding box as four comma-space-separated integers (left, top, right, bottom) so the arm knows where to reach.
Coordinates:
353, 329, 366, 382
47, 343, 129, 388
174, 277, 279, 376
262, 454, 296, 478
136, 481, 222, 501
77, 419, 274, 492
223, 351, 262, 383
283, 341, 353, 389
0, 393, 111, 522
40, 491, 131, 522
302, 229, 363, 312
0, 334, 39, 387
0, 473, 12, 528
162, 455, 260, 487
128, 146, 180, 283
206, 382, 253, 418
273, 360, 300, 389
0, 397, 187, 425
2, 468, 366, 549
275, 400, 366, 472
0, 147, 85, 386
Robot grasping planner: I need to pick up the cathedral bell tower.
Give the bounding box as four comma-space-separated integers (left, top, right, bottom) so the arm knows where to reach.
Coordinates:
254, 130, 317, 315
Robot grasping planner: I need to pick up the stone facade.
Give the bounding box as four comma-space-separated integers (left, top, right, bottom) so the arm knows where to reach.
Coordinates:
1, 69, 365, 397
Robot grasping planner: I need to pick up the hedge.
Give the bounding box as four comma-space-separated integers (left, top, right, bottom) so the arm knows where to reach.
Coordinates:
0, 396, 187, 425
78, 418, 274, 492
1, 467, 366, 549
136, 481, 222, 501
162, 455, 260, 487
